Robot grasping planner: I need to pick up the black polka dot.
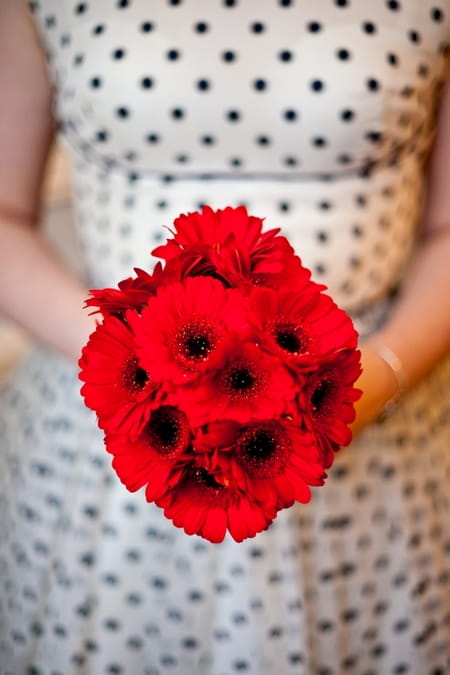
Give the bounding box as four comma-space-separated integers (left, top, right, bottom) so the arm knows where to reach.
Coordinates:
84, 639, 98, 652
140, 21, 154, 32
337, 153, 352, 164
366, 130, 382, 143
318, 200, 332, 210
112, 48, 126, 59
116, 107, 130, 118
250, 21, 265, 33
215, 580, 231, 593
141, 76, 154, 88
312, 136, 327, 147
336, 48, 351, 60
106, 665, 123, 675
226, 109, 241, 121
71, 654, 86, 667
307, 21, 322, 32
201, 134, 215, 145
283, 109, 299, 121
366, 77, 380, 91
387, 52, 399, 66
171, 107, 185, 119
317, 618, 335, 632
196, 79, 211, 91
311, 79, 324, 92
315, 263, 326, 275
167, 49, 180, 60
74, 3, 87, 14
194, 21, 209, 33
362, 21, 377, 34
340, 109, 355, 122
279, 50, 294, 61
253, 78, 268, 91
160, 654, 178, 667
222, 50, 236, 62
284, 156, 299, 167
431, 7, 444, 22
232, 612, 248, 625
127, 635, 143, 649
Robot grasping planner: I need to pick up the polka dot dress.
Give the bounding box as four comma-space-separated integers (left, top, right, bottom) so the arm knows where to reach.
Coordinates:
1, 2, 450, 674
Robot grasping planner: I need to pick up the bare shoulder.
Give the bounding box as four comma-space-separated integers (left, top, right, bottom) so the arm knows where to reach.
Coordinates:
0, 0, 54, 217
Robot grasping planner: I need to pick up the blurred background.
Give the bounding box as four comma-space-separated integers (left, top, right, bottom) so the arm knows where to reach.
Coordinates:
0, 143, 79, 386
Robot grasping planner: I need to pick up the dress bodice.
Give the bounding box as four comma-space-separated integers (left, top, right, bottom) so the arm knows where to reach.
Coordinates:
30, 0, 450, 313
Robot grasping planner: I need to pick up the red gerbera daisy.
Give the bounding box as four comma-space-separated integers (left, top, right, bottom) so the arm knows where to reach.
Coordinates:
107, 404, 192, 500
178, 340, 296, 425
194, 419, 326, 512
155, 463, 277, 543
247, 286, 359, 369
152, 205, 302, 289
79, 314, 159, 438
85, 267, 159, 318
130, 276, 247, 384
154, 205, 266, 258
250, 249, 319, 293
231, 421, 326, 507
300, 349, 362, 465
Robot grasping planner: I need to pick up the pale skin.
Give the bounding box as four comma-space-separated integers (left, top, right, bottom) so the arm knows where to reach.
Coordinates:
1, 1, 450, 437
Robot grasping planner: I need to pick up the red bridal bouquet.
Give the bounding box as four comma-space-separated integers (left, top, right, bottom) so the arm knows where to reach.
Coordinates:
79, 206, 361, 543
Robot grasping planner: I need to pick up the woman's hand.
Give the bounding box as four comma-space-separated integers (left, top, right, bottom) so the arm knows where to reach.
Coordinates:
349, 344, 400, 437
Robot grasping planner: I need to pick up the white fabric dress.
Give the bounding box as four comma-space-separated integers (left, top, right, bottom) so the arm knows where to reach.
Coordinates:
1, 1, 450, 674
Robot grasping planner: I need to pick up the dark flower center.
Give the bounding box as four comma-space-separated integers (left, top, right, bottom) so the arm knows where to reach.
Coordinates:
273, 322, 310, 355
189, 467, 229, 506
175, 320, 217, 366
184, 334, 211, 359
222, 359, 264, 400
236, 423, 290, 477
194, 467, 225, 490
245, 429, 277, 459
229, 368, 255, 391
146, 405, 189, 456
311, 376, 336, 417
122, 357, 149, 392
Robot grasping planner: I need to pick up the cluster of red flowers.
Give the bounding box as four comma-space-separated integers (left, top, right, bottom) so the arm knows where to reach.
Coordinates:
79, 206, 361, 543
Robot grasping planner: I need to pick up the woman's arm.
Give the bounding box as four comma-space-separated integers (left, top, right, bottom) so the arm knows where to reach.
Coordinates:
352, 73, 450, 434
0, 0, 96, 361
